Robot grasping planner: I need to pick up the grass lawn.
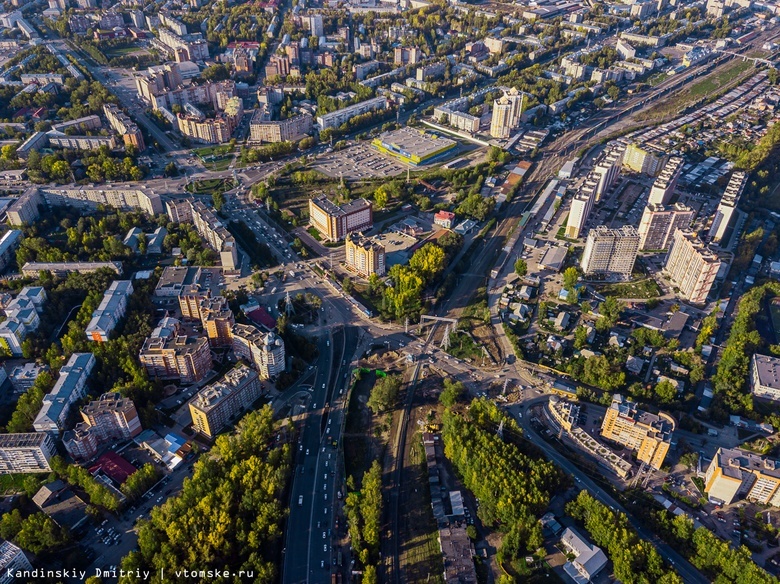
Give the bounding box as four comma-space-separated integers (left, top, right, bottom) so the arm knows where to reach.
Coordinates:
194, 144, 234, 158
104, 45, 141, 57
202, 156, 233, 172
446, 330, 484, 361
0, 473, 47, 495
648, 71, 669, 87
186, 178, 237, 196
307, 226, 322, 241
597, 278, 661, 299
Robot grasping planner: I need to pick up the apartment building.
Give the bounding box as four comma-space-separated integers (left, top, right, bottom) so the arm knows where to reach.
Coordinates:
189, 201, 239, 271
394, 46, 422, 65
559, 527, 608, 583
345, 233, 386, 277
623, 143, 661, 175
705, 447, 780, 506
309, 196, 373, 242
21, 261, 123, 277
0, 540, 33, 579
139, 334, 212, 383
751, 354, 780, 402
0, 433, 57, 474
708, 171, 747, 245
316, 97, 387, 130
565, 191, 592, 239
600, 394, 674, 469
46, 132, 116, 151
189, 364, 263, 438
16, 132, 49, 160
8, 362, 48, 392
33, 353, 96, 433
0, 230, 21, 272
63, 392, 142, 460
663, 229, 721, 305
103, 104, 145, 150
249, 110, 313, 143
580, 226, 639, 278
489, 88, 524, 139
199, 295, 234, 347
231, 323, 286, 379
35, 186, 163, 216
637, 203, 695, 251
0, 286, 46, 356
85, 280, 134, 342
648, 156, 684, 206
158, 27, 209, 61
591, 143, 624, 201
7, 187, 43, 226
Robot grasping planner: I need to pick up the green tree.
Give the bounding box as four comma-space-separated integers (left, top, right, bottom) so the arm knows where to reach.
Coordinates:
563, 266, 579, 291
367, 374, 402, 414
654, 380, 678, 404
514, 258, 527, 277
440, 379, 465, 407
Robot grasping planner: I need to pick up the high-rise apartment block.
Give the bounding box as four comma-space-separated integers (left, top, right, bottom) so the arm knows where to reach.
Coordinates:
309, 196, 373, 242
189, 364, 263, 438
33, 353, 95, 433
231, 324, 285, 379
637, 203, 695, 251
705, 447, 780, 506
393, 46, 422, 65
309, 13, 324, 36
708, 171, 747, 245
580, 226, 639, 278
489, 88, 524, 139
103, 104, 145, 151
648, 156, 684, 206
591, 143, 624, 202
63, 393, 142, 460
600, 394, 674, 469
139, 323, 212, 383
565, 192, 592, 239
345, 233, 386, 277
85, 280, 134, 342
0, 540, 33, 577
622, 143, 662, 176
199, 295, 234, 348
0, 433, 57, 474
663, 229, 721, 305
189, 201, 239, 270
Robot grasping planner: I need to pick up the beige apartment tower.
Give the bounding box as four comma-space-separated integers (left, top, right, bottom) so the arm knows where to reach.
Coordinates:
637, 203, 695, 251
705, 448, 780, 506
345, 233, 386, 277
189, 364, 263, 438
663, 229, 721, 305
580, 226, 639, 278
600, 394, 674, 469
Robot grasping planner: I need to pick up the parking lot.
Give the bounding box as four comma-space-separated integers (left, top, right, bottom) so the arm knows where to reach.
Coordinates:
312, 144, 407, 179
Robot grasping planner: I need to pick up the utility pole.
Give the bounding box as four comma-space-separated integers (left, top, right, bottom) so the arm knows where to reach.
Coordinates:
405, 316, 409, 335
441, 324, 451, 351
497, 419, 504, 440
285, 290, 294, 316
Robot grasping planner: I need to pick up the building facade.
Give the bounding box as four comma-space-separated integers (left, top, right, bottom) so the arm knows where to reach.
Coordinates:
249, 110, 313, 143
33, 353, 96, 433
308, 196, 373, 242
600, 394, 674, 469
231, 323, 286, 379
189, 364, 263, 438
648, 156, 684, 206
705, 447, 780, 506
0, 433, 57, 474
85, 280, 134, 342
139, 334, 212, 383
580, 226, 639, 278
708, 171, 747, 245
663, 229, 722, 305
345, 233, 386, 277
63, 392, 142, 460
623, 143, 662, 176
751, 353, 780, 402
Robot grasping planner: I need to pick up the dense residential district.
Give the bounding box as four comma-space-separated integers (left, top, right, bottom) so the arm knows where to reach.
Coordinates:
0, 0, 780, 582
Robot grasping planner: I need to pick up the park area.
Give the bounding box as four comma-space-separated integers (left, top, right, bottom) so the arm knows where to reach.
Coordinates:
194, 145, 235, 171
185, 178, 237, 196
596, 278, 661, 299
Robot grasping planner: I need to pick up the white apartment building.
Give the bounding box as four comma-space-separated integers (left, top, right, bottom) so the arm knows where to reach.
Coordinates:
751, 353, 780, 402
648, 156, 684, 206
709, 171, 747, 245
580, 226, 640, 278
33, 353, 95, 433
0, 433, 57, 474
316, 97, 387, 130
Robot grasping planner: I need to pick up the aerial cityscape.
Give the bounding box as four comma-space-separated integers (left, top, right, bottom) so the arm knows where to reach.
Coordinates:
0, 0, 778, 581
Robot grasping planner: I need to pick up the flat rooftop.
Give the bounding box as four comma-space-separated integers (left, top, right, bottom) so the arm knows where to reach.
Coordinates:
375, 127, 456, 159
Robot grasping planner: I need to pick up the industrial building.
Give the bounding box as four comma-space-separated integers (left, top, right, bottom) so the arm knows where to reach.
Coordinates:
372, 127, 456, 166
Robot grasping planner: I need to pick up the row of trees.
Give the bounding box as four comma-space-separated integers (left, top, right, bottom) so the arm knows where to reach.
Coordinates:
119, 408, 292, 583
50, 456, 120, 511
442, 399, 562, 563
714, 282, 780, 414
121, 463, 160, 502
648, 505, 776, 583
345, 460, 382, 584
566, 491, 682, 584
